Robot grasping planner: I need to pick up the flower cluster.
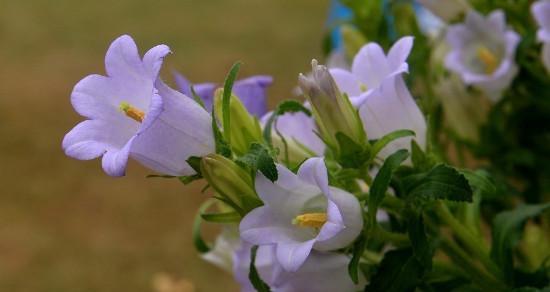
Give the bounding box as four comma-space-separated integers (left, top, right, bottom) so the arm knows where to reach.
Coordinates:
63, 1, 550, 290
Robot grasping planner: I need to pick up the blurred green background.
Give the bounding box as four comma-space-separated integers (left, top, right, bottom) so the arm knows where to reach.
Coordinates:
0, 0, 328, 291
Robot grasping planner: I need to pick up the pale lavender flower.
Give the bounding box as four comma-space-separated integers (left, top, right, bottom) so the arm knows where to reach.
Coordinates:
328, 37, 427, 155
62, 35, 214, 176
328, 36, 414, 105
532, 0, 550, 73
239, 157, 363, 272
233, 243, 362, 292
173, 71, 272, 117
445, 10, 520, 101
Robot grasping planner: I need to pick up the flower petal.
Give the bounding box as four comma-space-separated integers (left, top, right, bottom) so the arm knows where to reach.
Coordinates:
101, 136, 135, 177
275, 239, 316, 272
352, 42, 390, 89
387, 36, 414, 72
232, 75, 273, 117
329, 68, 362, 97
62, 119, 136, 161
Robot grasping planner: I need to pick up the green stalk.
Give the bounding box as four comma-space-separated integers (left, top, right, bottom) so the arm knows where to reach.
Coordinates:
434, 201, 504, 281
439, 237, 507, 292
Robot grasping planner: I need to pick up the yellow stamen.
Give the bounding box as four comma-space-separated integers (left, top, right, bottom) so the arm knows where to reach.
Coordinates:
477, 46, 498, 74
293, 212, 327, 228
359, 83, 368, 92
119, 102, 145, 123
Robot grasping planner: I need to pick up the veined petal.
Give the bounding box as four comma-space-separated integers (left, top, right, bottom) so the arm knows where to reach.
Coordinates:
352, 42, 390, 89
275, 239, 316, 272
130, 80, 215, 176
62, 119, 134, 160
70, 74, 123, 120
297, 157, 330, 197
173, 70, 192, 96
105, 35, 146, 80
270, 111, 325, 156
487, 10, 506, 32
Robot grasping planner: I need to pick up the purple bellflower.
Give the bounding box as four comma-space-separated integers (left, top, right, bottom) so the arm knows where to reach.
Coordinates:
532, 0, 550, 73
445, 10, 520, 101
328, 36, 427, 155
233, 243, 362, 292
173, 71, 273, 117
239, 157, 363, 272
62, 35, 214, 176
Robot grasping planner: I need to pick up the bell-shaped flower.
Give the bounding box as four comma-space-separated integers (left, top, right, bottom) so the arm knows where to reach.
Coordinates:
417, 0, 470, 22
328, 36, 414, 105
239, 157, 363, 272
173, 71, 272, 117
233, 243, 363, 292
532, 0, 550, 73
62, 35, 215, 176
328, 36, 427, 155
445, 10, 520, 101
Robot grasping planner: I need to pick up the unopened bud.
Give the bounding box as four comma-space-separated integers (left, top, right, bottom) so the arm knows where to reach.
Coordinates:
214, 89, 263, 155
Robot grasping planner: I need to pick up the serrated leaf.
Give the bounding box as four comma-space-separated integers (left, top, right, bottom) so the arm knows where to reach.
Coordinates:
237, 143, 278, 182
491, 203, 550, 282
370, 129, 415, 161
201, 211, 240, 223
263, 100, 311, 147
336, 132, 369, 168
365, 248, 425, 292
249, 245, 271, 292
459, 169, 496, 198
348, 235, 367, 284
406, 164, 473, 203
369, 149, 409, 224
222, 62, 241, 144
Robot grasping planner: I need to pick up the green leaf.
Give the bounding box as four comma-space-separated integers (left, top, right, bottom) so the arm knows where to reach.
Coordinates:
491, 203, 550, 281
186, 156, 202, 175
336, 132, 369, 168
405, 164, 473, 203
263, 100, 311, 147
249, 245, 271, 292
368, 149, 409, 223
348, 235, 367, 284
407, 211, 433, 269
212, 112, 232, 157
365, 248, 425, 292
459, 169, 496, 198
411, 139, 435, 171
201, 211, 241, 223
237, 143, 278, 182
370, 129, 415, 161
145, 174, 201, 185
192, 200, 216, 253
222, 62, 241, 144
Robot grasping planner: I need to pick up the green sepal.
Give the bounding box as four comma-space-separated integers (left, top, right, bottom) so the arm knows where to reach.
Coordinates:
348, 234, 367, 284
222, 62, 241, 145
369, 129, 415, 162
249, 245, 271, 292
335, 132, 369, 169
237, 142, 278, 182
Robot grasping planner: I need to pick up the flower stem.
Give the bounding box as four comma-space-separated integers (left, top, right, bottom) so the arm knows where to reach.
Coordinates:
434, 201, 504, 281
372, 225, 410, 247
439, 236, 507, 292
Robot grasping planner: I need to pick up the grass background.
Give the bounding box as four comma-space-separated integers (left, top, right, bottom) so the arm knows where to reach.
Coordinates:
0, 0, 328, 290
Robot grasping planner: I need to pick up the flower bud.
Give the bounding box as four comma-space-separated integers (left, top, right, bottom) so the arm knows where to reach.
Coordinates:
298, 60, 366, 151
200, 154, 261, 213
214, 89, 263, 155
